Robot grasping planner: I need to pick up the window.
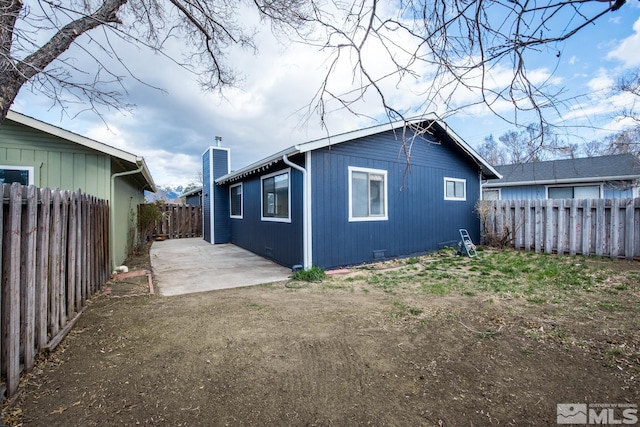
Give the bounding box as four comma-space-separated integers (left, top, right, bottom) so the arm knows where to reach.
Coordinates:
0, 165, 34, 186
230, 183, 243, 218
348, 166, 388, 221
482, 189, 500, 201
548, 185, 601, 199
261, 170, 290, 222
444, 177, 466, 201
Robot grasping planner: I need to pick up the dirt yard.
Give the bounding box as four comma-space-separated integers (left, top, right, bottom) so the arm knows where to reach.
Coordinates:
4, 246, 639, 426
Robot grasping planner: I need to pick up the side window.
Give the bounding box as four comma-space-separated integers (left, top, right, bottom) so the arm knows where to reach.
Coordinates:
482, 189, 500, 201
444, 177, 466, 201
230, 183, 243, 218
348, 166, 388, 222
0, 165, 34, 186
261, 170, 290, 222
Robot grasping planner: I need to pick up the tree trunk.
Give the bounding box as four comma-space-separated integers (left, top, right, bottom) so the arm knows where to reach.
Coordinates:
0, 0, 128, 126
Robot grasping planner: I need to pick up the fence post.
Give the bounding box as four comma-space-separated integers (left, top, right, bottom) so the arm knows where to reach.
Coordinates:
3, 183, 22, 396
625, 199, 635, 260
24, 186, 38, 372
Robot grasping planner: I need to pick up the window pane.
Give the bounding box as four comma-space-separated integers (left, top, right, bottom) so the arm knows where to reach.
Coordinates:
263, 177, 275, 216
274, 174, 289, 218
262, 172, 289, 219
446, 181, 455, 198
352, 171, 369, 217
230, 186, 242, 216
455, 181, 464, 198
0, 169, 29, 185
548, 187, 573, 199
574, 186, 599, 199
483, 190, 499, 200
369, 175, 384, 215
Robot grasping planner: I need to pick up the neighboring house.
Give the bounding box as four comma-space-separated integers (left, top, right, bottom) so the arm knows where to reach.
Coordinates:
0, 110, 156, 268
482, 154, 640, 201
181, 186, 202, 205
202, 117, 500, 270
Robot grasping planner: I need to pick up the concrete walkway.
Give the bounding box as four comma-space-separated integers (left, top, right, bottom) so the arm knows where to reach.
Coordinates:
150, 238, 292, 296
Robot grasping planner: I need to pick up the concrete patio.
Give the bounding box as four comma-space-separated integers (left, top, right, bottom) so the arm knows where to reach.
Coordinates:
149, 238, 292, 296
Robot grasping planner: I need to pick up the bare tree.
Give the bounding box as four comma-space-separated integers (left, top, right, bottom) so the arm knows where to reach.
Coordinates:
617, 70, 640, 124
0, 0, 631, 131
0, 0, 311, 123
305, 0, 629, 134
477, 135, 506, 166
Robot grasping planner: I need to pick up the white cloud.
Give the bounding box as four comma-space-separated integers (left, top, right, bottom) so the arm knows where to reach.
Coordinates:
607, 17, 640, 67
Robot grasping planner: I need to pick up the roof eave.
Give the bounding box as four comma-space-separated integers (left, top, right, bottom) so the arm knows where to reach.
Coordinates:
216, 146, 301, 184
7, 110, 157, 192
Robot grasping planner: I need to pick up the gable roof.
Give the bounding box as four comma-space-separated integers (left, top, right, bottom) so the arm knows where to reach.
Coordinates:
216, 115, 501, 184
5, 110, 156, 192
484, 154, 640, 188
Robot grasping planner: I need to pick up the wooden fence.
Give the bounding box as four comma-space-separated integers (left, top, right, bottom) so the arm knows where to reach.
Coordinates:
145, 204, 202, 239
481, 198, 640, 260
1, 183, 110, 398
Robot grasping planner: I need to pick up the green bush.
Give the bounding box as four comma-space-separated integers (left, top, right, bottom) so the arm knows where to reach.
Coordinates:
292, 266, 326, 282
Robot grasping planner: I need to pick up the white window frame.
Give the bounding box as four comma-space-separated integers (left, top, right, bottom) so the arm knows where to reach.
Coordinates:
0, 165, 34, 186
482, 188, 501, 201
348, 166, 388, 222
229, 183, 243, 219
444, 177, 466, 201
546, 184, 602, 199
260, 168, 291, 223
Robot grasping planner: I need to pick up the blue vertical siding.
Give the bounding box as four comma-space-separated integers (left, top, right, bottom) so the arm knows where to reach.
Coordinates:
227, 159, 304, 267
212, 148, 230, 243
498, 183, 635, 199
202, 150, 212, 243
202, 147, 230, 244
499, 185, 546, 199
311, 130, 482, 269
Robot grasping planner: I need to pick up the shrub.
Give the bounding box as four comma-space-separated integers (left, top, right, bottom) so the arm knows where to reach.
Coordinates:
292, 266, 326, 282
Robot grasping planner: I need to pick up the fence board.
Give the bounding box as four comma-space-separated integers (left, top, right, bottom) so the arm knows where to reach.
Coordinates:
485, 198, 640, 260
24, 186, 37, 372
140, 204, 202, 241
1, 184, 110, 399
4, 184, 22, 396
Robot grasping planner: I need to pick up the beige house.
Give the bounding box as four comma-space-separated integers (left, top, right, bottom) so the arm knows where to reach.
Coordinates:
0, 110, 156, 268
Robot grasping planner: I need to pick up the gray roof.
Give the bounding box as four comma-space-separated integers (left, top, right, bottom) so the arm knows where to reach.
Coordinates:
484, 154, 640, 187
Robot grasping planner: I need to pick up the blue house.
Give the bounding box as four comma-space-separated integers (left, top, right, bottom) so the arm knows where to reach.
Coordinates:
482, 154, 640, 201
202, 117, 500, 270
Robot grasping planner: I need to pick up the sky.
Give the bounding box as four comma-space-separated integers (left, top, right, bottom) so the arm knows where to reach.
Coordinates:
8, 1, 640, 190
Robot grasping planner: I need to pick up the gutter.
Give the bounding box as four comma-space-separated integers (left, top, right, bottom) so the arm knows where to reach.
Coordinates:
282, 153, 312, 269
110, 159, 145, 270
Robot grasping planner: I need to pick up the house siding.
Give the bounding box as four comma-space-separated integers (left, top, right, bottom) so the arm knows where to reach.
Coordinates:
0, 118, 148, 267
311, 130, 481, 269
202, 147, 231, 244
498, 185, 546, 200
228, 162, 304, 267
202, 150, 212, 243
496, 183, 636, 200
0, 120, 110, 198
213, 150, 230, 243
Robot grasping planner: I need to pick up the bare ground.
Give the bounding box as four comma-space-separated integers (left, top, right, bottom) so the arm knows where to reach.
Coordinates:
4, 246, 639, 426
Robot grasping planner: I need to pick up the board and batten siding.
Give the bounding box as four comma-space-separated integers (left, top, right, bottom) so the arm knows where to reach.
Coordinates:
229, 161, 304, 268
202, 146, 231, 244
0, 120, 111, 198
498, 183, 636, 200
311, 130, 482, 270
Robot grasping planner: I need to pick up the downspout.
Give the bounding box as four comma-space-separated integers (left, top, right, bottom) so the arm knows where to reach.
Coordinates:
282, 153, 312, 269
110, 159, 145, 270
